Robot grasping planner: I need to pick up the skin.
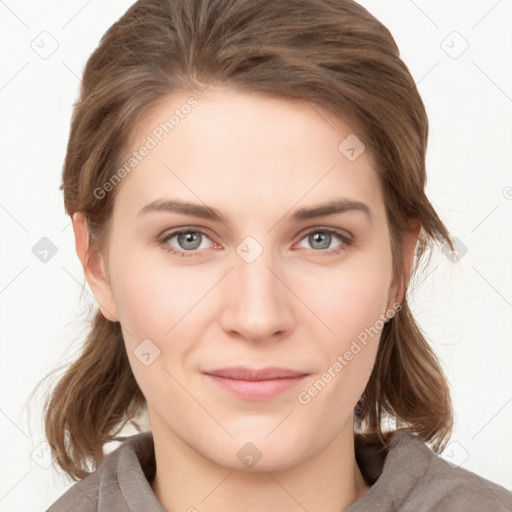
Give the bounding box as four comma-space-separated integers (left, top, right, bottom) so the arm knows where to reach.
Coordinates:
73, 86, 419, 512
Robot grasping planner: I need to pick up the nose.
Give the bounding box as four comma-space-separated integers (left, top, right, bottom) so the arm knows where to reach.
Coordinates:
219, 241, 296, 343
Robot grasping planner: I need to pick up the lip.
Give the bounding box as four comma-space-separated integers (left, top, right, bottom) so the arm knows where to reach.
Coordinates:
203, 367, 309, 400
203, 366, 309, 380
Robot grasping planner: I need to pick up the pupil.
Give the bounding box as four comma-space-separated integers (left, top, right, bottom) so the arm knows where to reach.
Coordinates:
179, 232, 200, 250
311, 232, 330, 250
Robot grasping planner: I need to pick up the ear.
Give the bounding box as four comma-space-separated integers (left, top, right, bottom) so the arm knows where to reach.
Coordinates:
72, 212, 119, 322
388, 219, 421, 307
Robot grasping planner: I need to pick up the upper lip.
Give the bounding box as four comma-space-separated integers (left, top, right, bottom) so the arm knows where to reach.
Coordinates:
203, 366, 309, 381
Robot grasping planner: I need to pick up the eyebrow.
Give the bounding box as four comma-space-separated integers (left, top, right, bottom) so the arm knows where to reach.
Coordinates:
138, 199, 227, 222
291, 198, 371, 221
137, 198, 371, 223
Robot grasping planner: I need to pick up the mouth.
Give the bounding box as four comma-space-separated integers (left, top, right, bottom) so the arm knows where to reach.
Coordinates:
202, 366, 310, 400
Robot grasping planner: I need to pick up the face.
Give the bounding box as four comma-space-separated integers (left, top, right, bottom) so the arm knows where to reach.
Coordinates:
86, 86, 404, 471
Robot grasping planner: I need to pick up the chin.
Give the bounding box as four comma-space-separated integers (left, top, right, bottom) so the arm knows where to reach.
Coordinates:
200, 435, 307, 474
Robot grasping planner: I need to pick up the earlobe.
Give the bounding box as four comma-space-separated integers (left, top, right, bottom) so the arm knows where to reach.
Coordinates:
72, 212, 120, 322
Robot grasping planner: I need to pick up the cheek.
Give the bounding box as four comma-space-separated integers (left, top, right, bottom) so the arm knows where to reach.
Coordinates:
295, 263, 391, 420
108, 245, 196, 348
302, 247, 393, 339
109, 250, 201, 406
297, 241, 393, 405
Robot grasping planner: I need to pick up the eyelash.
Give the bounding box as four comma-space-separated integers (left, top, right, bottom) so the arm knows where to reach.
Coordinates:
156, 227, 354, 258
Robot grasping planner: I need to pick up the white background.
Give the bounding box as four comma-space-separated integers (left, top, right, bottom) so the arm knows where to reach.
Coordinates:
1, 0, 511, 510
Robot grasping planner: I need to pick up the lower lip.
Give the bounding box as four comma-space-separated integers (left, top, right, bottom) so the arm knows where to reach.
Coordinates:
204, 374, 308, 400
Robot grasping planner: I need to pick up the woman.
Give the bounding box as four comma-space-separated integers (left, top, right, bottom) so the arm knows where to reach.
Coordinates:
44, 0, 512, 510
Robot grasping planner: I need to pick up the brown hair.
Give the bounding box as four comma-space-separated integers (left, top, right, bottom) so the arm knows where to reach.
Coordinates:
44, 0, 454, 480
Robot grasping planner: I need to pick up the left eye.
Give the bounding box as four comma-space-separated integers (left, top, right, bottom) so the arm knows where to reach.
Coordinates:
296, 229, 351, 252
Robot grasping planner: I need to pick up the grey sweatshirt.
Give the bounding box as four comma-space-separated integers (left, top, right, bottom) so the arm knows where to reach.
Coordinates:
47, 428, 512, 511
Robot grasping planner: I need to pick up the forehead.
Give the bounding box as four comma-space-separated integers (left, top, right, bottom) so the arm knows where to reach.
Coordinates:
113, 86, 384, 222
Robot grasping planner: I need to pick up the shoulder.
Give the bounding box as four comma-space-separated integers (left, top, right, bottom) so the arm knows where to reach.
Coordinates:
46, 432, 160, 512
45, 470, 100, 511
351, 428, 512, 511
419, 442, 512, 510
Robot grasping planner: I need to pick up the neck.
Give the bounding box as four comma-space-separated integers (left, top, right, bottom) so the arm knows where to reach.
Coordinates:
150, 415, 370, 512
